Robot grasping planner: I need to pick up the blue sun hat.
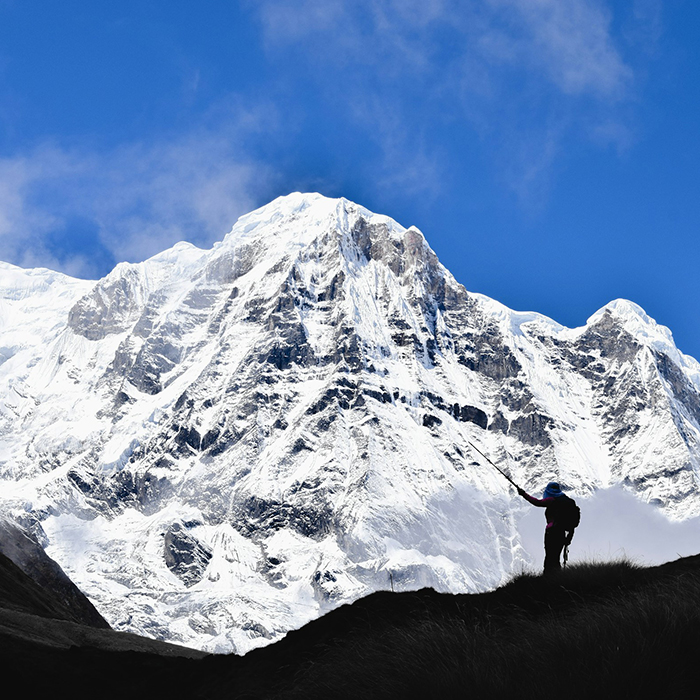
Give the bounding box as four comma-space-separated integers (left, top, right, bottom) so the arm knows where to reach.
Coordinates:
543, 482, 564, 499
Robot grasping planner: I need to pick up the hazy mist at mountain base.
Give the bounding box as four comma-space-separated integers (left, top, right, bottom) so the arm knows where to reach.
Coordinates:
518, 485, 700, 569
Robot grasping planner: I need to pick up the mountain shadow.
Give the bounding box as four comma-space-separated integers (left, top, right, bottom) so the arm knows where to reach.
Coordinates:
4, 553, 700, 698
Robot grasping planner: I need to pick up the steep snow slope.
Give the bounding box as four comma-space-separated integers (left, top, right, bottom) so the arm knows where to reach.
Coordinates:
1, 193, 699, 653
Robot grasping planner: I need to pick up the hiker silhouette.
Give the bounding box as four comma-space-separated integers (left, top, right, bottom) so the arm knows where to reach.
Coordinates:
518, 482, 580, 574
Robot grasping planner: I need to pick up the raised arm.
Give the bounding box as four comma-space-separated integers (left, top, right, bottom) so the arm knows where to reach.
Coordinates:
517, 488, 556, 508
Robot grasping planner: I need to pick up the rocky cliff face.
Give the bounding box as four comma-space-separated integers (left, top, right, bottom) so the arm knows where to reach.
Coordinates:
1, 193, 699, 653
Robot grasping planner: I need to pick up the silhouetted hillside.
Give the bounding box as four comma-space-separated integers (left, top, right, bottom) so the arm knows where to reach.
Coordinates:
0, 517, 109, 628
4, 554, 700, 698
0, 547, 204, 697
198, 556, 700, 699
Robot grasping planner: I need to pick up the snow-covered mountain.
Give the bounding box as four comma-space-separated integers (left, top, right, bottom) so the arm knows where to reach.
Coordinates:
1, 193, 699, 653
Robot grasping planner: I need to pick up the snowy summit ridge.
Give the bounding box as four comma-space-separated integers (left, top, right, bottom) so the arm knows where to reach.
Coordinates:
1, 192, 700, 653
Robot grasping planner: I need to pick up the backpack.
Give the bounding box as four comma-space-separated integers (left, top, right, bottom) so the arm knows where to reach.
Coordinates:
549, 494, 581, 533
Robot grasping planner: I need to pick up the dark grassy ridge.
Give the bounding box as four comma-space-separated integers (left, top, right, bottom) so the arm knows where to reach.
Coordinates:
198, 556, 700, 699
4, 555, 700, 698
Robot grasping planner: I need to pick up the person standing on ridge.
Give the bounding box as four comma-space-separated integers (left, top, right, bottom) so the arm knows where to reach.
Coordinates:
517, 482, 580, 574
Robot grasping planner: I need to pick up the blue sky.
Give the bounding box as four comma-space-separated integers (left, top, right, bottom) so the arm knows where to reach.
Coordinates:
1, 1, 698, 359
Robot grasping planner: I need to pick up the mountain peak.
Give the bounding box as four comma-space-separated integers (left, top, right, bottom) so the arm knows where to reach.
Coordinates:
222, 192, 413, 251
588, 298, 658, 328
586, 298, 700, 387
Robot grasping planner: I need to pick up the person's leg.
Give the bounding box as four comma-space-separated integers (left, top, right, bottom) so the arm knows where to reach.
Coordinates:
543, 527, 566, 574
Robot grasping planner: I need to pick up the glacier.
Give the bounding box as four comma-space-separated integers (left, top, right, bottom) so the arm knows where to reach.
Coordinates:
1, 192, 699, 653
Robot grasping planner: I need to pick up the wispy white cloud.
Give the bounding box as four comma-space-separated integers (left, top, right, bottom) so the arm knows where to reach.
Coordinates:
500, 123, 563, 205
484, 0, 632, 98
253, 0, 642, 201
623, 0, 663, 51
0, 148, 80, 271
256, 0, 350, 44
256, 0, 632, 98
346, 93, 443, 199
0, 106, 278, 278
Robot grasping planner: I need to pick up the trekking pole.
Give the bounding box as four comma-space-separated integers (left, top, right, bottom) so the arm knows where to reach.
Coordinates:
466, 440, 522, 491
